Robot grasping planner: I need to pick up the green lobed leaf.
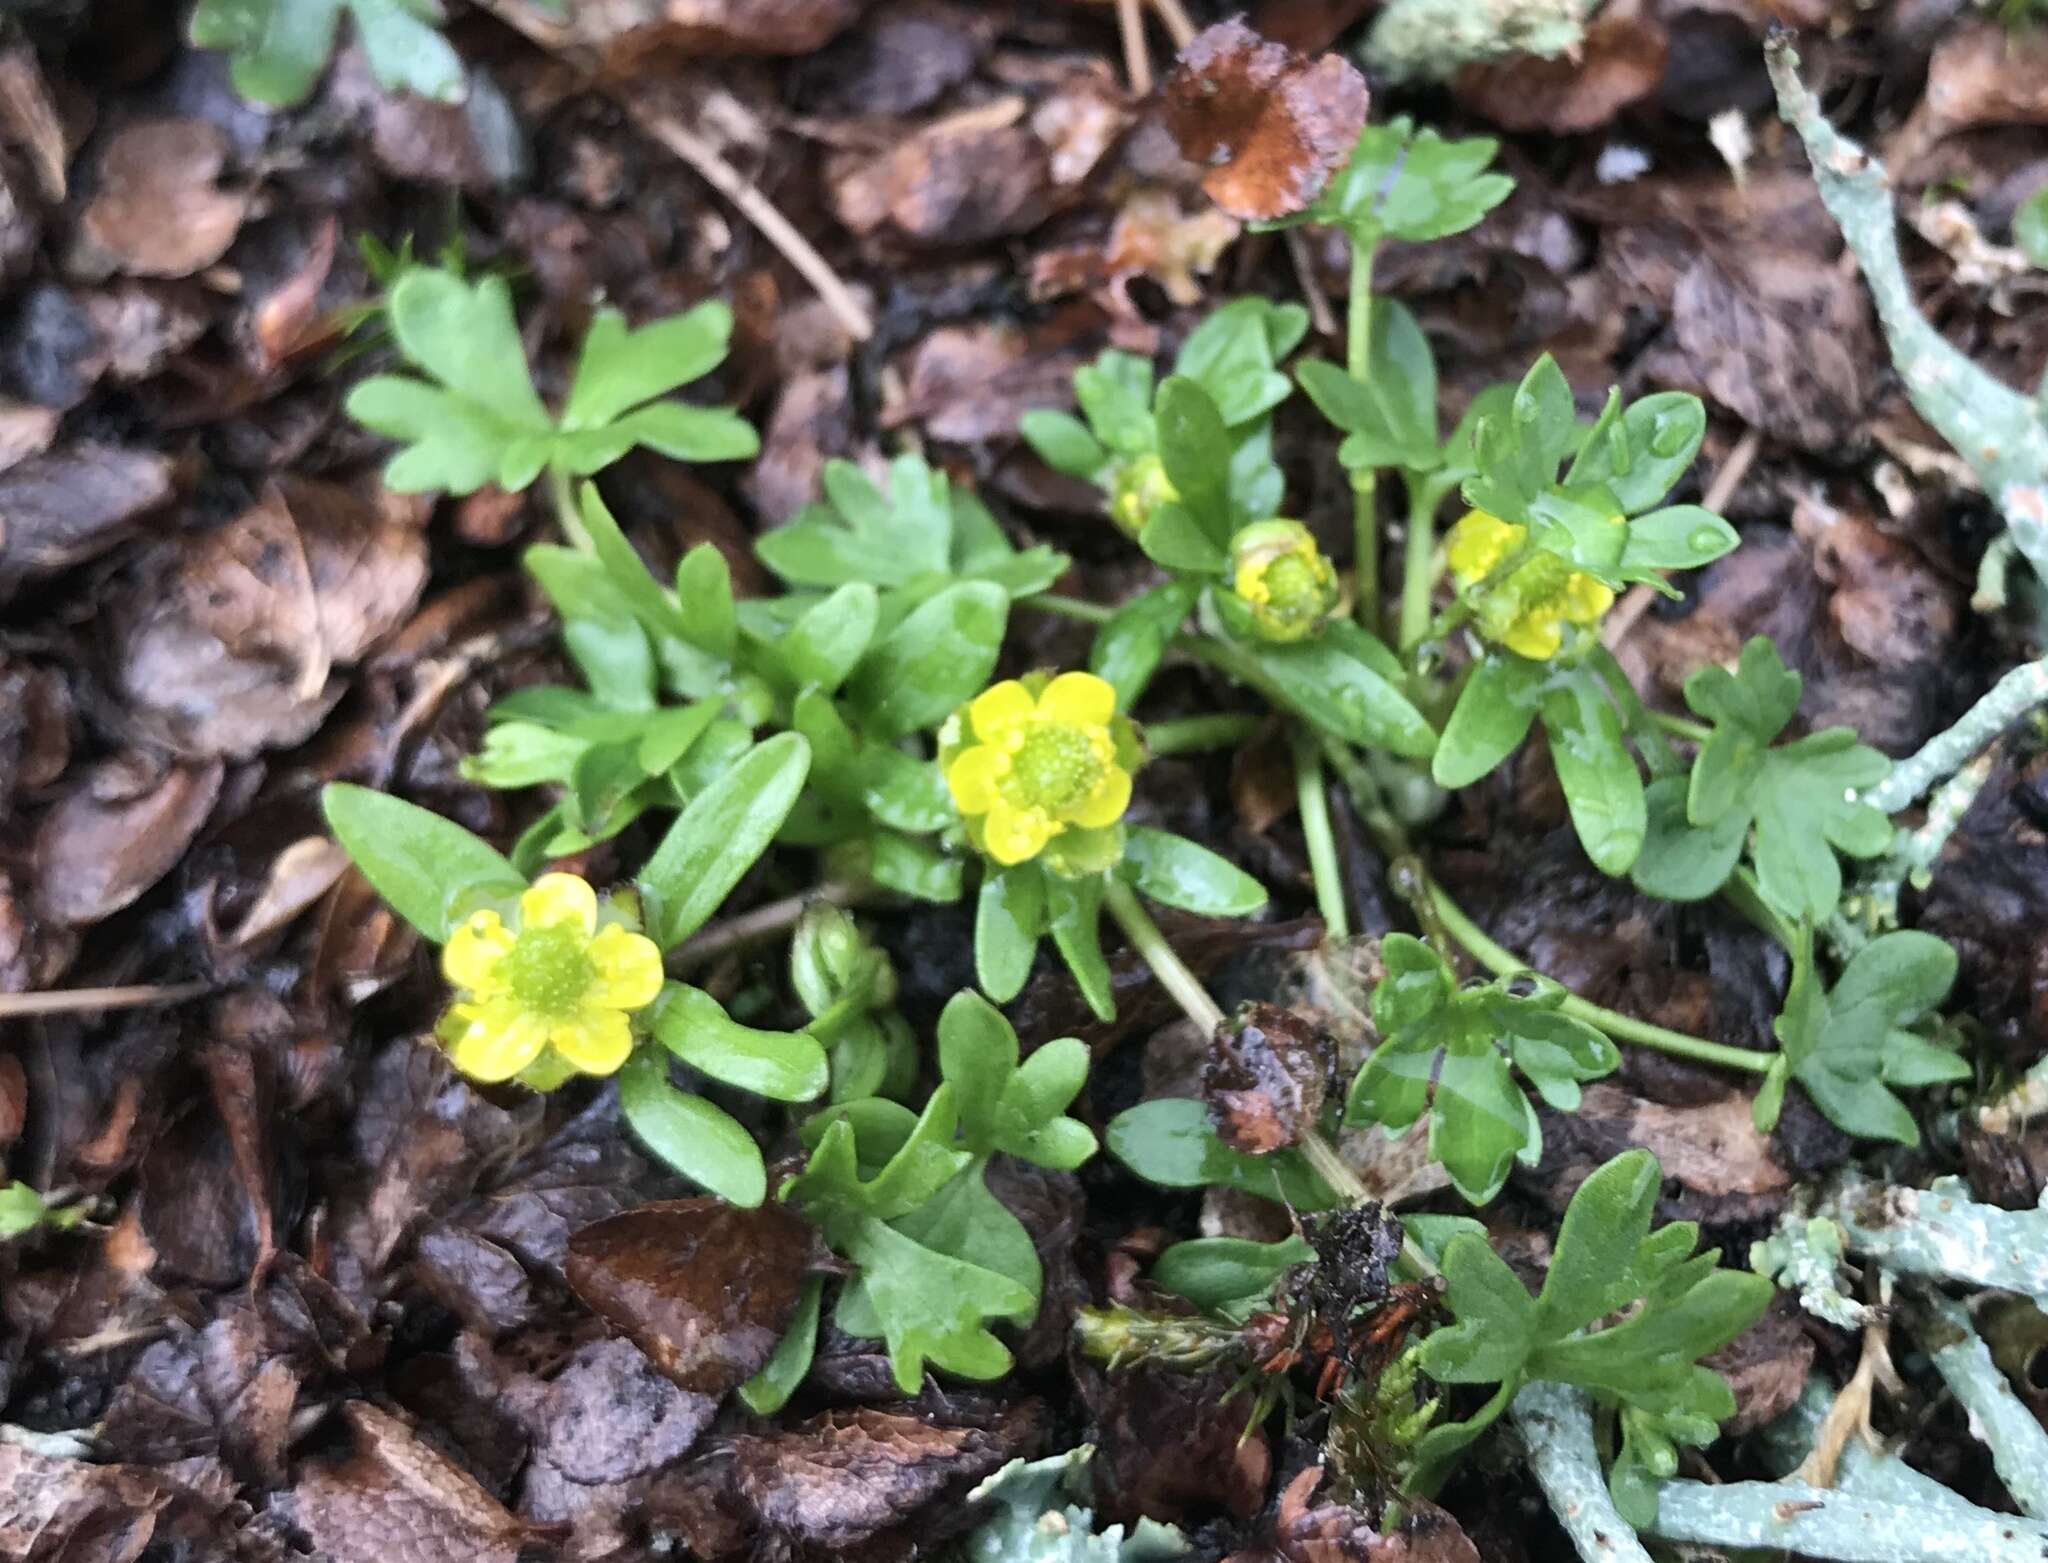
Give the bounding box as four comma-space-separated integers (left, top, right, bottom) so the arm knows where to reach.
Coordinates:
562, 301, 732, 429
1432, 650, 1544, 788
653, 984, 829, 1103
1231, 621, 1438, 760
975, 864, 1046, 1004
737, 1276, 822, 1416
1046, 872, 1115, 1023
1019, 409, 1110, 478
1539, 669, 1646, 876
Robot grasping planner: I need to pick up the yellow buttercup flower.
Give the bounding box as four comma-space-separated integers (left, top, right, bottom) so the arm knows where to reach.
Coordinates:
1109, 453, 1179, 538
1229, 519, 1340, 642
941, 672, 1137, 869
436, 873, 663, 1087
1444, 508, 1616, 661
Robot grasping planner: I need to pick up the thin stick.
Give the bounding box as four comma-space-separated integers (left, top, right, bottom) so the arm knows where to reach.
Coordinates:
1149, 0, 1198, 48
670, 883, 859, 973
1116, 0, 1152, 96
1604, 425, 1762, 646
0, 982, 211, 1019
1285, 229, 1340, 341
474, 1, 872, 342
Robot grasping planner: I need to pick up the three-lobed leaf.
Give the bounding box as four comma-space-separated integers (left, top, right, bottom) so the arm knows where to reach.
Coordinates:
1346, 934, 1617, 1204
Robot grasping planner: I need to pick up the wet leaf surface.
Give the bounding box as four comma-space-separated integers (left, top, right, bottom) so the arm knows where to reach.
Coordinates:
566, 1197, 818, 1395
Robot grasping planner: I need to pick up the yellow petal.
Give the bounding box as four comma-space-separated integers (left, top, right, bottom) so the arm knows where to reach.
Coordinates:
521, 872, 598, 934
983, 799, 1054, 865
550, 1007, 634, 1075
446, 999, 548, 1083
1036, 671, 1115, 729
443, 910, 514, 995
1445, 511, 1526, 587
945, 744, 1009, 815
1072, 764, 1132, 828
968, 681, 1035, 743
586, 924, 665, 1010
1503, 610, 1565, 661
1560, 572, 1615, 625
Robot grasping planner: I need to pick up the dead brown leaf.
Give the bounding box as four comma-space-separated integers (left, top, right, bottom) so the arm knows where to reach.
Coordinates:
829, 99, 1058, 246
536, 1336, 718, 1484
731, 1403, 1043, 1550
1705, 1298, 1817, 1435
1031, 187, 1242, 313
1162, 19, 1367, 222
1667, 247, 1873, 454
0, 46, 68, 202
1081, 1357, 1271, 1524
113, 483, 424, 760
568, 0, 864, 66
1893, 20, 2048, 170
31, 754, 223, 927
888, 322, 1085, 444
566, 1197, 816, 1396
286, 1402, 532, 1563
0, 443, 174, 594
1257, 1467, 1482, 1563
1205, 1002, 1335, 1155
73, 118, 250, 280
1455, 12, 1668, 135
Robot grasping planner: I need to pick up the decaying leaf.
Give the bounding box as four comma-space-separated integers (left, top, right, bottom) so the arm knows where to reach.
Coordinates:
534, 1337, 718, 1484
0, 443, 174, 594
731, 1402, 1043, 1550
1163, 19, 1368, 222
1455, 11, 1668, 135
1205, 1002, 1336, 1155
73, 119, 251, 280
285, 1402, 532, 1563
31, 754, 223, 926
566, 1198, 818, 1395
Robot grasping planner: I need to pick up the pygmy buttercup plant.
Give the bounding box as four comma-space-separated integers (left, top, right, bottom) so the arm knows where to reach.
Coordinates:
1444, 508, 1615, 661
941, 672, 1139, 870
1227, 519, 1343, 642
438, 873, 664, 1087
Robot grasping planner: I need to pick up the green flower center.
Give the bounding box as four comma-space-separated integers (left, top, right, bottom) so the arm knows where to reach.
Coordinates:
499, 922, 595, 1016
1004, 721, 1105, 814
1259, 554, 1324, 617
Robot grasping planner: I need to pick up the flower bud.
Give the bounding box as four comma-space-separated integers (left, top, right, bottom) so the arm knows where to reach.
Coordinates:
1108, 452, 1179, 538
1229, 519, 1341, 643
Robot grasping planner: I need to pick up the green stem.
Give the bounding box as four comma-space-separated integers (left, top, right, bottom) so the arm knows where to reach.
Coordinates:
1348, 239, 1381, 637
1143, 713, 1262, 756
547, 464, 595, 552
1290, 726, 1351, 940
1317, 737, 1414, 858
1102, 877, 1223, 1033
1428, 878, 1773, 1076
1398, 473, 1447, 653
1022, 591, 1114, 626
1651, 711, 1713, 744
